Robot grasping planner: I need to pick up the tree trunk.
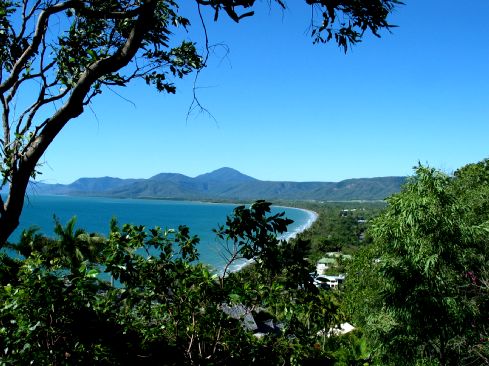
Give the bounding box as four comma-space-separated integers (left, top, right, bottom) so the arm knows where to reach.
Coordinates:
0, 0, 157, 247
0, 169, 31, 245
0, 212, 22, 245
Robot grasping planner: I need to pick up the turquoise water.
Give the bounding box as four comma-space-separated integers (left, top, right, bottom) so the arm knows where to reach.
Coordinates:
11, 196, 314, 271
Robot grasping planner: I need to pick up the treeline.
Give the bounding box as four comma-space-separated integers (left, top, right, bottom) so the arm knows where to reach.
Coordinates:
1, 160, 488, 365
0, 201, 360, 365
281, 201, 386, 259
345, 161, 489, 365
279, 159, 489, 365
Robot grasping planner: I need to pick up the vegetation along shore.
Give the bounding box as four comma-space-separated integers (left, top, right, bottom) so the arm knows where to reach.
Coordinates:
0, 0, 486, 364
2, 160, 489, 364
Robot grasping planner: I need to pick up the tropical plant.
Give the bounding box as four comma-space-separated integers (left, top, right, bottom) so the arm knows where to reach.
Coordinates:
0, 201, 352, 364
345, 163, 489, 365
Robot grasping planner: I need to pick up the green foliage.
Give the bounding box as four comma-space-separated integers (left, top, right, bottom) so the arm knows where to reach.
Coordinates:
214, 200, 294, 278
206, 0, 401, 53
0, 201, 354, 365
327, 330, 370, 365
54, 1, 201, 92
309, 0, 402, 52
345, 163, 489, 365
289, 201, 385, 260
0, 0, 16, 71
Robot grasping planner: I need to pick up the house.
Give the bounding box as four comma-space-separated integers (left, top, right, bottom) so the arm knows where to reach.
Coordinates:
313, 274, 345, 289
316, 257, 337, 274
318, 322, 355, 337
221, 303, 283, 338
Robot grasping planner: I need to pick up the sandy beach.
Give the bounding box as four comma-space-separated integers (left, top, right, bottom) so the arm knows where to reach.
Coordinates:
225, 207, 319, 274
281, 207, 319, 241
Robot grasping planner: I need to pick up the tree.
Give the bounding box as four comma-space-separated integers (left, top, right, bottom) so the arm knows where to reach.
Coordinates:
0, 0, 401, 245
1, 202, 349, 364
345, 163, 489, 365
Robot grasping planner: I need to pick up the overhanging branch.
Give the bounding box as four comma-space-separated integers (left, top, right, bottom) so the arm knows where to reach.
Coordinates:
0, 0, 76, 95
22, 0, 159, 166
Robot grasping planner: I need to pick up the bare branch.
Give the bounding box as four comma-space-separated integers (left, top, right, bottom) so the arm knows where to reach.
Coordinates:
103, 86, 137, 109
16, 0, 43, 43
219, 241, 241, 284
16, 34, 50, 136
187, 2, 218, 123
6, 71, 42, 105
0, 0, 76, 94
20, 87, 71, 139
16, 86, 46, 135
23, 0, 159, 165
23, 33, 67, 134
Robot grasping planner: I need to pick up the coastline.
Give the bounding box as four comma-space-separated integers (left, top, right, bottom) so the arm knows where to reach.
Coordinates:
17, 195, 319, 275
224, 207, 319, 274
281, 207, 319, 242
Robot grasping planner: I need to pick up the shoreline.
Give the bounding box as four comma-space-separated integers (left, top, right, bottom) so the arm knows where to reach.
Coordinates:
281, 207, 319, 242
224, 207, 319, 274
17, 195, 319, 275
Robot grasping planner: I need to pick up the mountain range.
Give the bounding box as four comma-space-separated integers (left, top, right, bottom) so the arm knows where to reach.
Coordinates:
23, 167, 406, 201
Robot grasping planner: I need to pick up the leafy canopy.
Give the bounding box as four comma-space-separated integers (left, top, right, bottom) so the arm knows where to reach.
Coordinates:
345, 161, 489, 366
0, 201, 352, 365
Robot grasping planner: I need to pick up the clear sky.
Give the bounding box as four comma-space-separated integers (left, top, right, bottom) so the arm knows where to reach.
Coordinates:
39, 0, 489, 184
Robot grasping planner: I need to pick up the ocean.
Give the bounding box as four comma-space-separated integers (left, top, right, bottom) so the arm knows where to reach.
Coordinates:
10, 195, 316, 271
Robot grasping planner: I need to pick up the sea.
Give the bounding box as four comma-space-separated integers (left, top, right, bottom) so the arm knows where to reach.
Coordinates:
9, 195, 316, 272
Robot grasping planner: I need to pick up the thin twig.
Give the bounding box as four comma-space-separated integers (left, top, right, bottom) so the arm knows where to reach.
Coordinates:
186, 2, 217, 123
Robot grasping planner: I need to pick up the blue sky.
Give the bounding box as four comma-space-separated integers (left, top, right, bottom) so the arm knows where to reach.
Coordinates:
39, 0, 489, 184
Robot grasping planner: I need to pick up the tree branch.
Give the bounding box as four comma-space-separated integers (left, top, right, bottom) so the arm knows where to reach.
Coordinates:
195, 0, 259, 22
0, 0, 76, 95
0, 94, 10, 148
0, 0, 160, 245
73, 4, 144, 20
22, 0, 158, 166
16, 0, 43, 43
20, 87, 71, 141
0, 195, 5, 216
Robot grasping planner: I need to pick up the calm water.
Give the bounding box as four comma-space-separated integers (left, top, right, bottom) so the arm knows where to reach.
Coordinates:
11, 196, 314, 271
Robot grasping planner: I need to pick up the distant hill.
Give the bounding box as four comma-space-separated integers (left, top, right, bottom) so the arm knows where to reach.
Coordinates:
25, 167, 406, 201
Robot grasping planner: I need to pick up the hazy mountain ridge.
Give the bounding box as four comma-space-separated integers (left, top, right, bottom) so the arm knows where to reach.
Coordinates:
25, 167, 406, 201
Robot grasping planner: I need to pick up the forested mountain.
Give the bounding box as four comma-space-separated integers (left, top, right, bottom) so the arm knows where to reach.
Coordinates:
27, 167, 406, 201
